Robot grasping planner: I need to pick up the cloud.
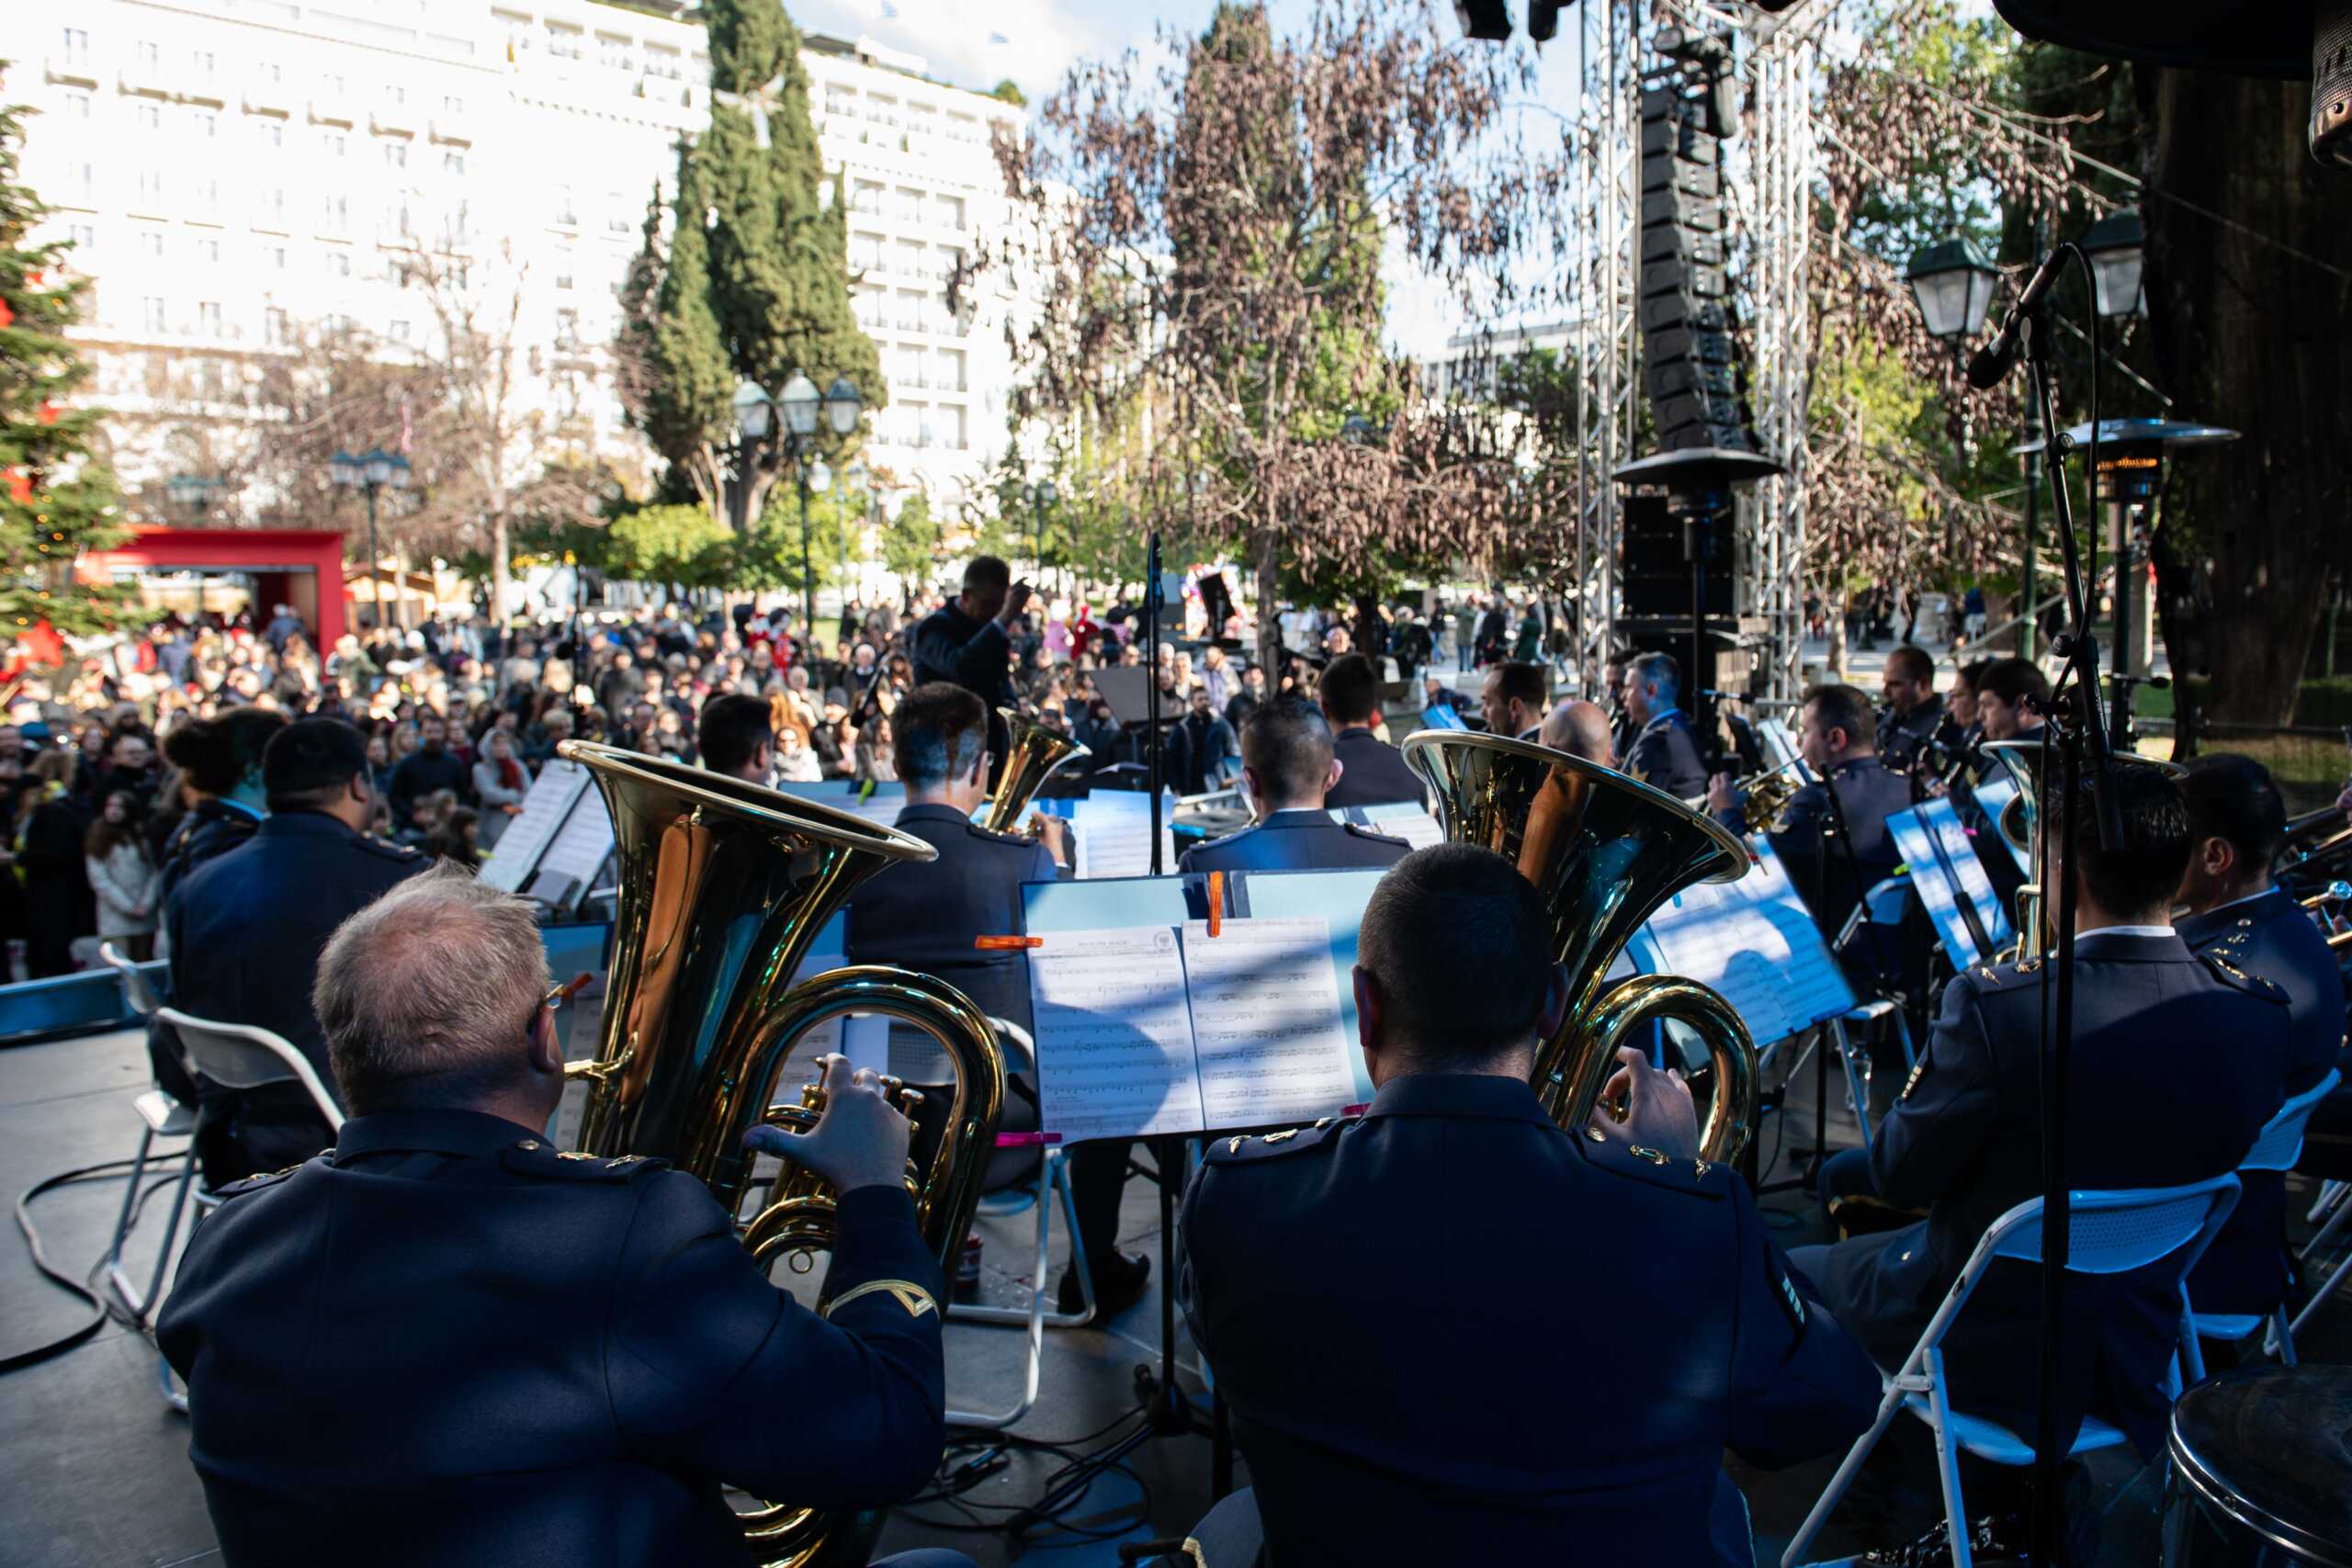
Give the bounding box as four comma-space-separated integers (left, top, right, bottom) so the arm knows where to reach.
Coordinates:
786, 0, 1132, 100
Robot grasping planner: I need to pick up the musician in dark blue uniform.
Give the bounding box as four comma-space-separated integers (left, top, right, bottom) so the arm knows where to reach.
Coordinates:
1789, 762, 2288, 1545
157, 869, 973, 1568
847, 683, 1066, 1036
2175, 753, 2348, 1310
1875, 644, 1946, 785
1707, 682, 1912, 950
1621, 650, 1708, 798
910, 555, 1027, 784
1476, 658, 1548, 743
1318, 652, 1427, 809
164, 717, 426, 1182
1180, 697, 1412, 874
1178, 845, 1878, 1565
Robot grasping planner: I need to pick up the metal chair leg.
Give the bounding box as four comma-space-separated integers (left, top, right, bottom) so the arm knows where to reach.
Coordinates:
1834, 1020, 1876, 1157
2300, 1182, 2352, 1265
2290, 1235, 2352, 1338
124, 1145, 201, 1325
102, 1125, 157, 1314
945, 1149, 1050, 1429
949, 1148, 1096, 1330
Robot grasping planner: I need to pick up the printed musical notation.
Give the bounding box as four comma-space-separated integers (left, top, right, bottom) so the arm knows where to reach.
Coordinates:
1335, 804, 1445, 850
1639, 839, 1857, 1045
1069, 794, 1179, 880
1889, 800, 2012, 966
478, 760, 591, 892
1027, 917, 1353, 1141
1030, 925, 1204, 1140
1182, 917, 1354, 1128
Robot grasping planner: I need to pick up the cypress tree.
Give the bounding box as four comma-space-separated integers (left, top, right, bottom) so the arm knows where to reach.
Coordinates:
0, 85, 127, 645
616, 144, 733, 513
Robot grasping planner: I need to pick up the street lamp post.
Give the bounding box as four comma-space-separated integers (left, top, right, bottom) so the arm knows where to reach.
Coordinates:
735, 373, 862, 637
1905, 239, 2007, 651
1024, 478, 1057, 587
330, 447, 412, 630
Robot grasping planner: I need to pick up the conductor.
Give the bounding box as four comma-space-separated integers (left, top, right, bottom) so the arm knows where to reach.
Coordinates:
911, 555, 1029, 782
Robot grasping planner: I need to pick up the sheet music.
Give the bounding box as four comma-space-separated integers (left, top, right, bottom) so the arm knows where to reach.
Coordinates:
1888, 807, 1992, 965
1070, 794, 1177, 879
1337, 804, 1445, 850
537, 787, 616, 894
479, 761, 591, 891
1029, 926, 1204, 1140
1181, 917, 1356, 1128
1971, 777, 2031, 874
1638, 839, 1856, 1044
1921, 798, 2012, 949
1756, 719, 1803, 770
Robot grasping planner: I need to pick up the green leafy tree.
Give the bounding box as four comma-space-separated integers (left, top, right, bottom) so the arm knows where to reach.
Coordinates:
603, 503, 734, 599
0, 85, 128, 646
989, 79, 1026, 108
616, 156, 733, 513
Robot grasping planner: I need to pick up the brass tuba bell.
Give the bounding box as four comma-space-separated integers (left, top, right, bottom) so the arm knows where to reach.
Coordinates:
981, 705, 1090, 836
1981, 738, 2044, 962
1402, 731, 1761, 1163
555, 740, 1006, 1568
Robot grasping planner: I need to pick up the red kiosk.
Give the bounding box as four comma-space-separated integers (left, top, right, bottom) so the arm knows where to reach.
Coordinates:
76, 527, 349, 647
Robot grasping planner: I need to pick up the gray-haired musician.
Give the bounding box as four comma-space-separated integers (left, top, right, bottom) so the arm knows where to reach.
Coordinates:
157, 865, 975, 1568
1178, 843, 1877, 1565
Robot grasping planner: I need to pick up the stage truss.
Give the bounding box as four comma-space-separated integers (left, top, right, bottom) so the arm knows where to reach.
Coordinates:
1562, 0, 1820, 704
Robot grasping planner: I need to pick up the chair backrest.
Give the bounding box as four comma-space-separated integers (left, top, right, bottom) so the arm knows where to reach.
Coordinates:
100, 941, 164, 1017
2241, 1069, 2341, 1173
1984, 1176, 2242, 1277
986, 1016, 1037, 1077
155, 1007, 344, 1131
1864, 874, 1912, 927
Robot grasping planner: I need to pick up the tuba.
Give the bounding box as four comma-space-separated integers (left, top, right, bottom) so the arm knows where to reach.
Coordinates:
981, 706, 1090, 836
1403, 731, 1761, 1163
556, 741, 1006, 1568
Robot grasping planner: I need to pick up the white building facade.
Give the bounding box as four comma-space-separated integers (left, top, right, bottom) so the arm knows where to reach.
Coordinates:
4, 1, 1031, 528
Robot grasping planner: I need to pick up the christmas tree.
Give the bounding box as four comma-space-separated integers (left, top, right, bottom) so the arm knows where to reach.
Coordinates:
0, 75, 128, 654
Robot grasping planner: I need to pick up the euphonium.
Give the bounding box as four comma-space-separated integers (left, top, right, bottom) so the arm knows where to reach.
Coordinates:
1981, 739, 2044, 962
1402, 731, 1761, 1163
982, 706, 1090, 836
555, 740, 1006, 1568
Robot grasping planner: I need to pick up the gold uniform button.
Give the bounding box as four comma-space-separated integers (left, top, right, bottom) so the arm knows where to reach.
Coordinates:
1585, 1127, 1607, 1143
1630, 1145, 1669, 1165
515, 1140, 541, 1152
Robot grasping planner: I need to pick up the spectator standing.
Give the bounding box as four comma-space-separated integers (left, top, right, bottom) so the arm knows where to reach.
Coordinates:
16, 748, 94, 977
470, 729, 533, 849
1168, 689, 1240, 795
85, 787, 161, 961
387, 714, 469, 825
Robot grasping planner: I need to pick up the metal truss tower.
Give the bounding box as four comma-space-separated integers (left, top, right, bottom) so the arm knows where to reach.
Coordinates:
1566, 2, 1818, 704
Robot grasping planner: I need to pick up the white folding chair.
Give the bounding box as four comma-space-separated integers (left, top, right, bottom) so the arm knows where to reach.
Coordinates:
1782, 1175, 2243, 1568
1815, 877, 1919, 1154
97, 942, 193, 1320
147, 1008, 343, 1410
945, 1017, 1092, 1431
2180, 1069, 2339, 1373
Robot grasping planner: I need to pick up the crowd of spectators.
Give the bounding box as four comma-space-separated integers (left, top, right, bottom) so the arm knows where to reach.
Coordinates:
0, 579, 1552, 978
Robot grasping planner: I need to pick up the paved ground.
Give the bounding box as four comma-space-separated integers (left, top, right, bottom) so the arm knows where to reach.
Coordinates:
8, 1019, 2342, 1566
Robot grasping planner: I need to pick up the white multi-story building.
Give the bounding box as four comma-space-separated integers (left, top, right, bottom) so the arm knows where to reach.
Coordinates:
4, 2, 1033, 528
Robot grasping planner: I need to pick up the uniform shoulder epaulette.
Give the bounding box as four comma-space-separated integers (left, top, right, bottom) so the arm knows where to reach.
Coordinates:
1341, 823, 1410, 850
964, 821, 1035, 849
497, 1138, 669, 1182
1573, 1129, 1728, 1199
1200, 823, 1258, 851
213, 1154, 321, 1199
1203, 1117, 1349, 1166
2199, 950, 2288, 1004
355, 834, 427, 864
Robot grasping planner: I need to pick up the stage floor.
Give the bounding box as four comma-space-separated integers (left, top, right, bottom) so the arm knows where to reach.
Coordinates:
1, 1023, 2335, 1567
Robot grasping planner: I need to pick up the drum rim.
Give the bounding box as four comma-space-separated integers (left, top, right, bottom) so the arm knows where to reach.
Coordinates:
2170, 1403, 2352, 1567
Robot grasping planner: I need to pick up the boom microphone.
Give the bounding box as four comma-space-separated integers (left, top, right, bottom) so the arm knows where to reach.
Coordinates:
1964, 246, 2074, 389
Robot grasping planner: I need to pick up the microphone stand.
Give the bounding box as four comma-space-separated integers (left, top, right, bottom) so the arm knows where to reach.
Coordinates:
2010, 246, 2120, 1568
1011, 529, 1211, 1538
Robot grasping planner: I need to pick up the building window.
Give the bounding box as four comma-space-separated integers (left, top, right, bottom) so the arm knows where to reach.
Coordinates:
61, 28, 90, 65
67, 222, 95, 253
138, 230, 164, 259
195, 236, 220, 264
265, 307, 289, 345
62, 92, 91, 118
268, 244, 287, 269
554, 308, 580, 350
442, 94, 464, 114
323, 194, 349, 231
388, 319, 412, 343
554, 247, 574, 289
323, 132, 347, 158
325, 249, 350, 277
383, 141, 407, 168
142, 297, 167, 333
259, 61, 283, 84
194, 110, 218, 139
260, 121, 284, 150
192, 50, 216, 82
137, 103, 163, 133
443, 150, 466, 175
197, 301, 222, 337
134, 40, 161, 72
324, 312, 352, 334
137, 169, 167, 206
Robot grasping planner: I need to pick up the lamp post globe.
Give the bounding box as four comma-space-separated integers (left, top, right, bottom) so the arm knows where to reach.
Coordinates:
731, 379, 773, 441
780, 372, 820, 439
822, 375, 862, 436
1904, 237, 1997, 343
2081, 209, 2146, 320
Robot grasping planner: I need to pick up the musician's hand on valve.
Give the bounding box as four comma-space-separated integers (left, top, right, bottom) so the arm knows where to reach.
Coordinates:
1705, 773, 1738, 815
1030, 813, 1071, 866
742, 1054, 911, 1194
1588, 1045, 1701, 1162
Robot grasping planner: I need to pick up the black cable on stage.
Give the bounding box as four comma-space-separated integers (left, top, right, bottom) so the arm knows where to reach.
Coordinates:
0, 1154, 169, 1375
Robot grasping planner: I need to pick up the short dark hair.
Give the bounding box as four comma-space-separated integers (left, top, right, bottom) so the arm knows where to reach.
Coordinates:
2049, 759, 2191, 916
263, 717, 369, 810
1977, 656, 2050, 711
1886, 645, 1935, 687
1804, 683, 1878, 750
962, 556, 1011, 594
1955, 658, 1993, 694
1628, 651, 1679, 703
1317, 653, 1381, 726
1488, 660, 1548, 713
1359, 844, 1555, 1063
892, 682, 989, 788
696, 694, 773, 781
1241, 696, 1335, 801
2179, 752, 2287, 874
163, 708, 288, 795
